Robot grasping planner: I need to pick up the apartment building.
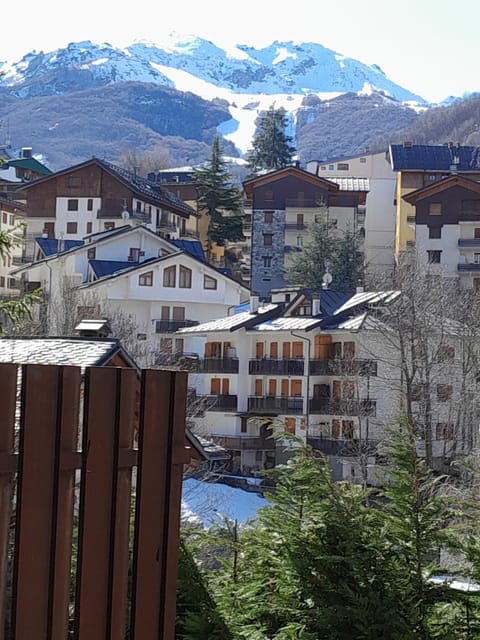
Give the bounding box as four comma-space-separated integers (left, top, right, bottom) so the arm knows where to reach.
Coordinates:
244, 166, 367, 299
388, 142, 480, 255
307, 150, 396, 280
16, 157, 196, 262
179, 286, 477, 483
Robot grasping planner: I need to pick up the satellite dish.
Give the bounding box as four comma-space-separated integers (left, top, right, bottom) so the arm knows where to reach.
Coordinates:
121, 209, 130, 221
322, 271, 332, 288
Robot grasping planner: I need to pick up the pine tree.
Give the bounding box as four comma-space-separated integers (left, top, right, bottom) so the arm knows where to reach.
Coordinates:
194, 137, 244, 262
286, 207, 363, 292
246, 105, 296, 175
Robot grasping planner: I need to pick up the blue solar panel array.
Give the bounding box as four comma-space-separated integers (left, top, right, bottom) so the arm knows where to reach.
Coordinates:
390, 144, 479, 171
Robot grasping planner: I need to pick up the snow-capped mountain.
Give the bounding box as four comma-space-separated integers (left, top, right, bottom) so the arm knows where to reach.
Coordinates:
0, 35, 428, 169
0, 35, 425, 102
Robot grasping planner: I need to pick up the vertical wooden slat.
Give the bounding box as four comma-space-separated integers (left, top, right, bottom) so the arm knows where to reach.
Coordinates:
12, 364, 80, 640
74, 367, 137, 640
131, 369, 188, 640
0, 364, 17, 640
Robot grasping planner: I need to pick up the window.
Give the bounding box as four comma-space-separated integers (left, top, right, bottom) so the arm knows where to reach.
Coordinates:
66, 222, 78, 234
296, 235, 303, 247
437, 384, 452, 401
87, 247, 96, 259
9, 215, 14, 225
175, 338, 184, 354
203, 274, 217, 289
67, 199, 79, 211
87, 199, 93, 211
337, 163, 349, 170
328, 164, 334, 170
129, 247, 141, 262
163, 265, 176, 287
263, 255, 272, 268
474, 278, 480, 292
475, 228, 480, 239
342, 420, 354, 438
285, 418, 295, 434
86, 222, 92, 234
428, 174, 437, 182
1, 213, 6, 224
474, 253, 480, 264
263, 233, 273, 246
0, 277, 4, 287
428, 202, 442, 215
66, 176, 80, 188
428, 226, 442, 239
264, 211, 273, 223
7, 278, 16, 289
427, 250, 441, 264
320, 165, 326, 171
139, 271, 153, 286
359, 157, 367, 163
137, 333, 147, 341
104, 222, 115, 231
296, 213, 304, 227
179, 265, 192, 288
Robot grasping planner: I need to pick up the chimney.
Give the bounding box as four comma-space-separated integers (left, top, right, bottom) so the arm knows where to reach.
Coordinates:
356, 286, 364, 294
74, 319, 111, 338
250, 291, 260, 313
21, 147, 32, 158
311, 293, 321, 316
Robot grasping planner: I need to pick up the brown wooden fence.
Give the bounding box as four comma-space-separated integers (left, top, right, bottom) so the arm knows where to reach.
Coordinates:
0, 363, 190, 640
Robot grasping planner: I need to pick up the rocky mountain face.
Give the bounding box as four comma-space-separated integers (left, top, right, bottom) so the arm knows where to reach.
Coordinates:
0, 35, 441, 171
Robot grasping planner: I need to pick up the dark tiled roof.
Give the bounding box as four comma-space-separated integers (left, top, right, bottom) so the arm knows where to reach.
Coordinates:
169, 239, 206, 262
35, 237, 84, 257
89, 259, 138, 278
0, 337, 125, 368
389, 144, 479, 171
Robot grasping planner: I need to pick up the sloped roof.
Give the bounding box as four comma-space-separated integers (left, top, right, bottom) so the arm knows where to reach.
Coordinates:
0, 337, 135, 369
89, 259, 139, 278
327, 177, 370, 192
35, 237, 84, 257
402, 174, 480, 204
389, 144, 479, 172
17, 157, 195, 218
7, 157, 52, 176
169, 239, 206, 262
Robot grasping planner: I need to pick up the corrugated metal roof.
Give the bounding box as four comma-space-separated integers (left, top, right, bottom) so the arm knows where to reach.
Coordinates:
178, 304, 278, 333
328, 177, 370, 191
0, 337, 121, 368
255, 317, 320, 331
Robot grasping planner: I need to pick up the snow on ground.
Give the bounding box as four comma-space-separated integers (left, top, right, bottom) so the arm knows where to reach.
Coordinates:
150, 62, 339, 154
182, 477, 269, 527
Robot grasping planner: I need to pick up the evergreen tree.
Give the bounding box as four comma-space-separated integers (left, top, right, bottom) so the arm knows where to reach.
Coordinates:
246, 105, 296, 175
193, 137, 244, 262
286, 207, 363, 292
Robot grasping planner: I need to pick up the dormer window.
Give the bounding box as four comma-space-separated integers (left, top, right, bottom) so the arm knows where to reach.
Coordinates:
429, 202, 442, 215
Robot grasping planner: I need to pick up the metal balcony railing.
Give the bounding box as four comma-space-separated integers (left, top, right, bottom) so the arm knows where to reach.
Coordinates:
309, 398, 376, 416
247, 396, 304, 414
212, 434, 275, 451
155, 319, 199, 333
197, 357, 239, 373
202, 394, 238, 412
309, 358, 377, 376
249, 358, 304, 375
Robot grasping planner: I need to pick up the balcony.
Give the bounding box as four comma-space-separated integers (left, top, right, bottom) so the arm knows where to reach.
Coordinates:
407, 215, 416, 224
248, 396, 304, 415
284, 223, 307, 231
157, 217, 177, 231
155, 319, 199, 333
306, 437, 378, 456
179, 228, 200, 239
458, 263, 480, 271
458, 238, 480, 247
285, 198, 316, 208
309, 398, 376, 416
212, 434, 275, 451
249, 358, 304, 375
203, 394, 238, 412
132, 211, 152, 223
309, 358, 377, 376
197, 357, 239, 374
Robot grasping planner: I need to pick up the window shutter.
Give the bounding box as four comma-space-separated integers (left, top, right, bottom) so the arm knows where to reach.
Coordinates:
210, 378, 221, 395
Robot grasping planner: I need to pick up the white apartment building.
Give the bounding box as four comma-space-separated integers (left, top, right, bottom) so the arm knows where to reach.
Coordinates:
180, 286, 475, 483
306, 150, 396, 281
0, 197, 25, 296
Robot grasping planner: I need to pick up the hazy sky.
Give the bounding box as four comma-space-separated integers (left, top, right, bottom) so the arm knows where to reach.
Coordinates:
3, 0, 478, 103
